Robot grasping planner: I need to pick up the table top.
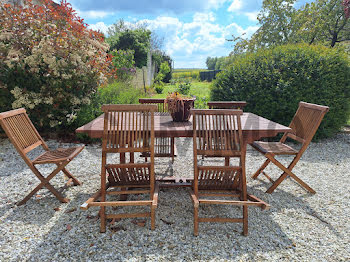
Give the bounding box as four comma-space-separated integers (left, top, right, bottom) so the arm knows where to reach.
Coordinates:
76, 112, 291, 144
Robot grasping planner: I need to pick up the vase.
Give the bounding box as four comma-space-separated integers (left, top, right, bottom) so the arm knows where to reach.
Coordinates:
169, 98, 195, 122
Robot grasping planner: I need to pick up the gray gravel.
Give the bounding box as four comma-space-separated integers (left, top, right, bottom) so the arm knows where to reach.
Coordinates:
0, 134, 349, 261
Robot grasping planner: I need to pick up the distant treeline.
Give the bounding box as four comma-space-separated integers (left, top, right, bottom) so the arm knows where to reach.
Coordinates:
205, 56, 235, 70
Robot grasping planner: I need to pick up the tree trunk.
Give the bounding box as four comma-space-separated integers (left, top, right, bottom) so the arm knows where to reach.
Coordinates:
330, 32, 338, 47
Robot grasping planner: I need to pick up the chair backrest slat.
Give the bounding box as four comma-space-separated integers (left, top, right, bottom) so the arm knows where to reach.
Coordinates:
0, 108, 45, 155
286, 101, 329, 144
208, 101, 247, 110
139, 98, 167, 113
101, 104, 156, 153
192, 109, 243, 157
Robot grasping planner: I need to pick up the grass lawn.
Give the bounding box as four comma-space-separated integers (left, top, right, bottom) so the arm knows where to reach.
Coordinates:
151, 81, 212, 108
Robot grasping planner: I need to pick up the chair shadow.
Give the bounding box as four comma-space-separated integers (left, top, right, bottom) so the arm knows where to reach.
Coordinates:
15, 187, 295, 261
0, 183, 83, 225
0, 138, 29, 177
248, 178, 342, 238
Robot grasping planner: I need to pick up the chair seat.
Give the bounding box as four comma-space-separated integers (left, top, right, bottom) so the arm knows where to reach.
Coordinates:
33, 146, 84, 164
141, 137, 173, 157
106, 163, 152, 186
251, 141, 298, 155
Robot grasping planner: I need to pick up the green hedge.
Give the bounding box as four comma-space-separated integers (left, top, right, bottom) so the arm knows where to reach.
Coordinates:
211, 44, 350, 139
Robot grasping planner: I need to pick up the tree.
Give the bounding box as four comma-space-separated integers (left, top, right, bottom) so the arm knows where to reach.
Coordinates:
206, 56, 232, 70
206, 57, 217, 70
232, 0, 350, 53
152, 50, 172, 82
107, 19, 151, 68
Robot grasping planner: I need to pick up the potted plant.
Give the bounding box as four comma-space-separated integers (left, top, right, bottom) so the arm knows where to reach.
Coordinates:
165, 92, 195, 122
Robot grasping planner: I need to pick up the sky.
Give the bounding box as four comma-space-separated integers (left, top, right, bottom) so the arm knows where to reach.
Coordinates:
56, 0, 312, 68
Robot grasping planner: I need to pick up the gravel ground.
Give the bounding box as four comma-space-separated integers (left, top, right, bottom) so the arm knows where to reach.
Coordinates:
0, 134, 349, 261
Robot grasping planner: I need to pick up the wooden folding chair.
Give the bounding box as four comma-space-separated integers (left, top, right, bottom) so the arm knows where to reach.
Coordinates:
205, 101, 247, 163
139, 98, 175, 162
190, 109, 269, 236
81, 104, 159, 232
0, 108, 84, 205
251, 101, 329, 194
208, 101, 247, 110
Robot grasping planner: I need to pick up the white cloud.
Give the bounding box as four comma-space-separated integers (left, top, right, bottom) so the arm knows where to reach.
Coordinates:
227, 0, 243, 12
88, 22, 112, 35
142, 17, 183, 31
193, 12, 216, 23
86, 9, 259, 68
76, 9, 114, 19
225, 23, 259, 38
207, 0, 230, 9
69, 0, 230, 14
137, 11, 260, 67
140, 13, 237, 67
244, 11, 259, 22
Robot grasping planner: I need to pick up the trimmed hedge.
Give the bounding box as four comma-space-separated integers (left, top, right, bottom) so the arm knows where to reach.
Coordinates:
211, 44, 350, 139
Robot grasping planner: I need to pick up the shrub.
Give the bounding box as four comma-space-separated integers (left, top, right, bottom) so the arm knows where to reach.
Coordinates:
154, 82, 164, 94
194, 96, 209, 109
0, 0, 115, 132
211, 44, 350, 139
177, 79, 192, 95
110, 49, 136, 81
74, 81, 143, 130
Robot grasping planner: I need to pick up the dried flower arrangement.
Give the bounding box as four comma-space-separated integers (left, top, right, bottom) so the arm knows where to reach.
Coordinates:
165, 92, 195, 122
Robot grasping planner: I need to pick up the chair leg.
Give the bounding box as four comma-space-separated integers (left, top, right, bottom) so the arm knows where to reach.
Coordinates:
18, 183, 69, 206
62, 168, 81, 186
242, 205, 248, 236
194, 205, 199, 236
151, 205, 156, 230
18, 163, 70, 205
171, 137, 175, 163
251, 159, 271, 179
100, 206, 106, 233
266, 156, 316, 194
241, 143, 248, 236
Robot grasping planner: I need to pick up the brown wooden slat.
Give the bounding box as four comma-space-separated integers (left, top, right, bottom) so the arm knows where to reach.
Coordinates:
198, 217, 243, 223
107, 190, 150, 195
199, 199, 268, 206
88, 200, 153, 207
106, 213, 151, 219
208, 101, 247, 110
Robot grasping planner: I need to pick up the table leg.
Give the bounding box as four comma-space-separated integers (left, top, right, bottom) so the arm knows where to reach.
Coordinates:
241, 143, 248, 236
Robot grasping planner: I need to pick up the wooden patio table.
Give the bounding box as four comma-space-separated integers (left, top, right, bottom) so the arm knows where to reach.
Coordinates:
76, 112, 291, 186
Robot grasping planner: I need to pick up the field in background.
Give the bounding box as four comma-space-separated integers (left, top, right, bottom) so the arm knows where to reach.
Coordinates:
172, 68, 210, 81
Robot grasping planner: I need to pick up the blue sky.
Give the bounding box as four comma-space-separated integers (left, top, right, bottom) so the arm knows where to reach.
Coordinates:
58, 0, 312, 68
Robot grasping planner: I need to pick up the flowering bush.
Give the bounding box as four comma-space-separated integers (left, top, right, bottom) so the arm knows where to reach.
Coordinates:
0, 0, 116, 131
